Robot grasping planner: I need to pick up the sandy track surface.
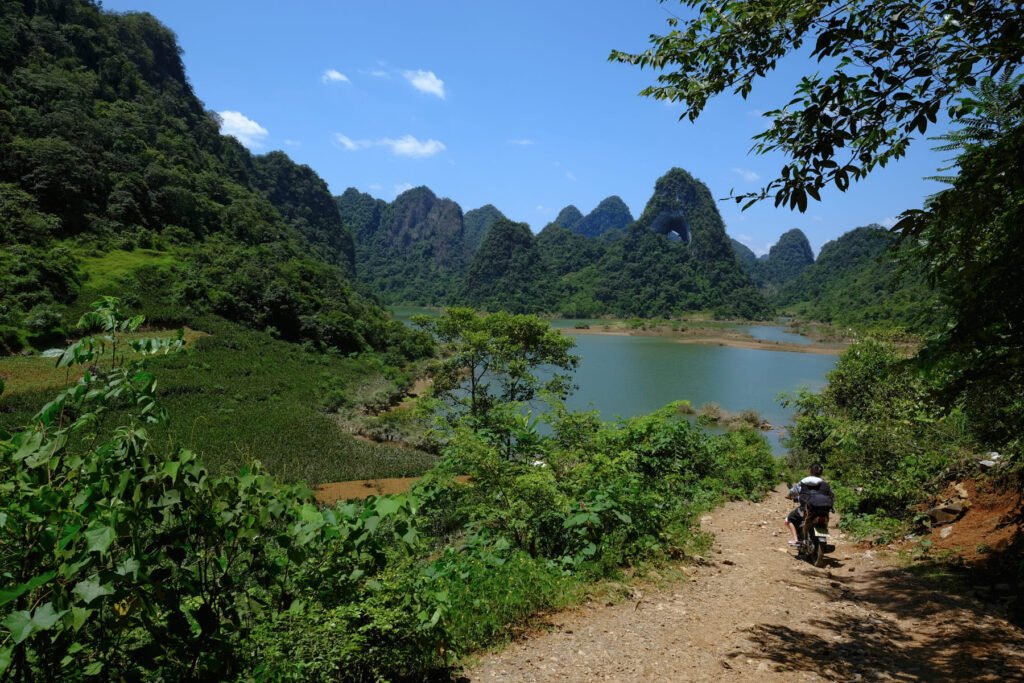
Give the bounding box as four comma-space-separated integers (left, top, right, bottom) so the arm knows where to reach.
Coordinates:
465, 485, 1024, 682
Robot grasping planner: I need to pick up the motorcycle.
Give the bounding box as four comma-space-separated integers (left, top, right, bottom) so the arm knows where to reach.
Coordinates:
796, 503, 834, 567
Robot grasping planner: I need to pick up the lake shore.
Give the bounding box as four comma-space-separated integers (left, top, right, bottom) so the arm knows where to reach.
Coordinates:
559, 326, 848, 355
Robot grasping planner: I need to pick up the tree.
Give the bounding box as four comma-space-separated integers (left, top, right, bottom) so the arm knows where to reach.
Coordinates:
418, 308, 578, 430
611, 0, 1024, 211
896, 78, 1024, 450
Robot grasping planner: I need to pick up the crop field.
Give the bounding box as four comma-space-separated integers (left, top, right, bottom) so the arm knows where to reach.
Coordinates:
0, 318, 436, 484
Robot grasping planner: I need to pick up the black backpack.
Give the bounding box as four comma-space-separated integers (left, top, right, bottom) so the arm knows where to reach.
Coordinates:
805, 490, 833, 512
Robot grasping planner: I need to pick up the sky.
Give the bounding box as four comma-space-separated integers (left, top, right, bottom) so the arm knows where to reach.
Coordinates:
102, 0, 952, 256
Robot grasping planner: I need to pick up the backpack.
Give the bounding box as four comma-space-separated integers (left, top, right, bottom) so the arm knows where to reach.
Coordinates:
805, 490, 833, 512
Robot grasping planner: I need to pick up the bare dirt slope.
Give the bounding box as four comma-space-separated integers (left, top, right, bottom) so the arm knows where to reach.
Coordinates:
465, 485, 1024, 682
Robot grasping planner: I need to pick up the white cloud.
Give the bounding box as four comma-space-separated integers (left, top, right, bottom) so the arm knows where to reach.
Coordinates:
283, 139, 301, 147
508, 138, 536, 146
382, 135, 446, 157
333, 133, 445, 158
369, 69, 390, 78
732, 167, 761, 182
322, 69, 350, 84
393, 182, 414, 196
217, 110, 268, 149
333, 133, 369, 151
403, 69, 446, 98
880, 216, 899, 228
565, 171, 577, 182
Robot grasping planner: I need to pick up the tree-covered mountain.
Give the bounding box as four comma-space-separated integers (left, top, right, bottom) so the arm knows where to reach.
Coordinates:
336, 186, 470, 304
731, 239, 759, 269
589, 168, 768, 318
550, 205, 584, 232
463, 204, 508, 253
572, 196, 634, 238
777, 226, 943, 331
0, 0, 414, 356
741, 228, 816, 294
461, 219, 555, 313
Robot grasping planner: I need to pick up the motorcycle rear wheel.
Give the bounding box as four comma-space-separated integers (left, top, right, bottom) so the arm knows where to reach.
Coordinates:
812, 540, 826, 567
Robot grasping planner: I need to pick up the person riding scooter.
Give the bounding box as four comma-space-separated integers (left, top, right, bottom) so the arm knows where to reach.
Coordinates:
785, 463, 834, 546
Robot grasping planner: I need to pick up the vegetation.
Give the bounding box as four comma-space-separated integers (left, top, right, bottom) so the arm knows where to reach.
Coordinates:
0, 302, 779, 681
341, 168, 769, 319
897, 76, 1024, 453
462, 203, 508, 253
418, 308, 577, 430
461, 220, 557, 314
621, 0, 1022, 608
776, 226, 943, 333
336, 186, 469, 306
0, 313, 436, 484
786, 340, 971, 530
568, 195, 634, 238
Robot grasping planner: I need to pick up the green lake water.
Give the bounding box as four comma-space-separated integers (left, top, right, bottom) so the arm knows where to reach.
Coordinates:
390, 309, 836, 454
560, 332, 835, 454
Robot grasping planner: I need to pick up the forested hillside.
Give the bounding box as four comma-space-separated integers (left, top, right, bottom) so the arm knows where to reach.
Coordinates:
336, 186, 470, 304
0, 0, 415, 356
776, 226, 943, 331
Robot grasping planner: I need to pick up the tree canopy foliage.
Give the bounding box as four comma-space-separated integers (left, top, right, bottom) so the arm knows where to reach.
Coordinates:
612, 0, 1024, 211
417, 308, 578, 432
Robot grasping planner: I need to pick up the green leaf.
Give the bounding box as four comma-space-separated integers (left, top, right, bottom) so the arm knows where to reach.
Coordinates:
374, 497, 403, 516
84, 661, 104, 676
84, 525, 116, 554
13, 430, 43, 462
73, 576, 114, 605
162, 459, 181, 480
71, 606, 92, 631
3, 603, 67, 644
0, 647, 11, 675
2, 611, 32, 644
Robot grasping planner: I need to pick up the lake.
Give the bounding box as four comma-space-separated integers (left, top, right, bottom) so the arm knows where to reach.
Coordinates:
560, 332, 835, 454
390, 309, 836, 454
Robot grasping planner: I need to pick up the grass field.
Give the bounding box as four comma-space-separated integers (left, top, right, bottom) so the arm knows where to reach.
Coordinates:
77, 248, 180, 292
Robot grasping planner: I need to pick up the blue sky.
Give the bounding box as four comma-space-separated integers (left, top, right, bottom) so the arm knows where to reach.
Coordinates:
103, 0, 951, 256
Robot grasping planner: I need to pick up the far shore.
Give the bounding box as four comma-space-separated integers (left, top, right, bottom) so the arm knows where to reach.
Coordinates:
559, 325, 848, 355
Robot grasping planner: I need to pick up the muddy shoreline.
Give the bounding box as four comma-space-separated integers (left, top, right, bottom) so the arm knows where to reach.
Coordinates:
559, 326, 847, 355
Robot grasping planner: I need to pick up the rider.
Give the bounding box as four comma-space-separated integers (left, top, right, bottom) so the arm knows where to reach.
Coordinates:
785, 463, 833, 546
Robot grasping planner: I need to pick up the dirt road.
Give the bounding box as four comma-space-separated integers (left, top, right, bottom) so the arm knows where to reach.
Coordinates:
466, 485, 1024, 682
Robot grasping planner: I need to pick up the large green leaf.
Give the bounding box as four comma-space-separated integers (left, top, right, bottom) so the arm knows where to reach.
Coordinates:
73, 576, 114, 605
84, 525, 116, 554
3, 603, 67, 644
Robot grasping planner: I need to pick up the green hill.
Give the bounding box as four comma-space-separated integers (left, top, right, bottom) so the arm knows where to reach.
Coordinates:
777, 226, 944, 331
336, 186, 470, 304
462, 219, 555, 313
572, 195, 634, 238
463, 203, 508, 252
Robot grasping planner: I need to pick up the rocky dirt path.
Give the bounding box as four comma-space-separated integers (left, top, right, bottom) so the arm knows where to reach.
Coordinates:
465, 485, 1024, 682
